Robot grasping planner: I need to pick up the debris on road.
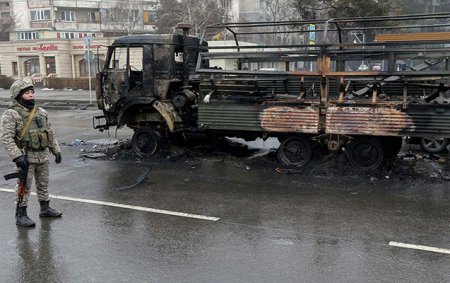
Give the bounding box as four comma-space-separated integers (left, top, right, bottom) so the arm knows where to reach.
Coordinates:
75, 136, 449, 184
80, 152, 108, 159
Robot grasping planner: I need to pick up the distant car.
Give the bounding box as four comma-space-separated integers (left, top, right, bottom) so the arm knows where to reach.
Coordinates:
357, 64, 369, 71
371, 63, 382, 71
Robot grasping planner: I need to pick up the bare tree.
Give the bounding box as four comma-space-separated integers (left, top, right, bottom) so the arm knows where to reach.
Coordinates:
292, 0, 403, 44
106, 0, 145, 35
292, 0, 401, 21
0, 12, 18, 41
263, 0, 304, 44
265, 0, 301, 22
155, 0, 183, 34
156, 0, 227, 38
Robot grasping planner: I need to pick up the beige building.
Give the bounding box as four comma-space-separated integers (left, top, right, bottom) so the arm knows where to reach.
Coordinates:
0, 0, 277, 80
0, 0, 158, 80
0, 37, 115, 81
219, 0, 268, 23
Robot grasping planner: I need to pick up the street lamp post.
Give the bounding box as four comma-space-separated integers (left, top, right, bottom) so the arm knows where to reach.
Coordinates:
84, 36, 94, 104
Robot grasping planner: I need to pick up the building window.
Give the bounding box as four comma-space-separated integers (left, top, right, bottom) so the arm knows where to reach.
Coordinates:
24, 58, 40, 76
45, 57, 56, 75
88, 11, 101, 23
58, 32, 93, 39
259, 0, 266, 9
143, 11, 157, 24
222, 0, 232, 9
60, 11, 76, 22
12, 62, 18, 76
61, 32, 76, 39
30, 10, 51, 21
79, 58, 104, 77
17, 32, 39, 40
131, 10, 139, 20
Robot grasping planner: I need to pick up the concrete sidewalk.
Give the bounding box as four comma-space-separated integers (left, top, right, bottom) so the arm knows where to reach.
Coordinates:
0, 87, 95, 108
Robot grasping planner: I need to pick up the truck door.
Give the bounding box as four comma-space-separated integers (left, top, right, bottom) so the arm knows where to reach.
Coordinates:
98, 46, 144, 111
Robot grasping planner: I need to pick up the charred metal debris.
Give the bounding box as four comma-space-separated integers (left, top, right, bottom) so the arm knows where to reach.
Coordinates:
94, 13, 450, 170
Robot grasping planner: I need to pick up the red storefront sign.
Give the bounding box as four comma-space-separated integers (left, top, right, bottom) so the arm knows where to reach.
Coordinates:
72, 44, 102, 49
16, 44, 59, 52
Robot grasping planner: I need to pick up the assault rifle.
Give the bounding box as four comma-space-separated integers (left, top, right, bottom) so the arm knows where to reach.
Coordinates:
4, 167, 28, 216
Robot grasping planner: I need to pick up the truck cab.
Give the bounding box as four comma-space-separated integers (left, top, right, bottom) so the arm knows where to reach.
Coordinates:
95, 31, 207, 155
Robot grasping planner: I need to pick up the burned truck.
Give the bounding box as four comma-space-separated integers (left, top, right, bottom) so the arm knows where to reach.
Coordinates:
95, 26, 206, 155
95, 14, 450, 170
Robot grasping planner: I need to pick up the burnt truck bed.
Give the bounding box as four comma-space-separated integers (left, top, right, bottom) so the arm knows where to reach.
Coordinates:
96, 13, 450, 169
198, 100, 450, 138
199, 76, 432, 100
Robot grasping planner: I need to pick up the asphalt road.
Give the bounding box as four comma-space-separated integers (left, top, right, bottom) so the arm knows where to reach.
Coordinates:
0, 106, 449, 283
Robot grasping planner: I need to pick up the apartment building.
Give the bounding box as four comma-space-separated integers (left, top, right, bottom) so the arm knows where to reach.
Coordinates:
219, 0, 267, 23
0, 0, 158, 80
0, 0, 13, 42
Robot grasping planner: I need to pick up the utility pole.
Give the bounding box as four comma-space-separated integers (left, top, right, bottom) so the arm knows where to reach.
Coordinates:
84, 36, 94, 104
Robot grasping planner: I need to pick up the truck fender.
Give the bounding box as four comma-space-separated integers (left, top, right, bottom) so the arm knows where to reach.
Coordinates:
152, 100, 183, 132
117, 97, 157, 128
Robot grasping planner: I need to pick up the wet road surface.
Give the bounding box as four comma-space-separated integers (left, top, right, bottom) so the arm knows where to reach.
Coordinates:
0, 107, 449, 282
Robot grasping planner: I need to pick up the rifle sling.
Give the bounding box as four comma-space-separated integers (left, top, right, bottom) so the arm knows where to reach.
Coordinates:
18, 106, 37, 141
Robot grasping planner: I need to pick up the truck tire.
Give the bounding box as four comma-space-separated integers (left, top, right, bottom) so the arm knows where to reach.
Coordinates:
131, 128, 161, 157
346, 137, 384, 170
419, 137, 448, 153
277, 135, 312, 167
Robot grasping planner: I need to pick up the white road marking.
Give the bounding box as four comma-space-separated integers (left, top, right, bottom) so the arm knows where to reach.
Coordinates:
389, 241, 450, 255
0, 188, 220, 222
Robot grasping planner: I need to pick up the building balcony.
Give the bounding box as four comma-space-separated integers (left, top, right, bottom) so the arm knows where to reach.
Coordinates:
54, 21, 101, 31
53, 0, 100, 9
27, 0, 51, 8
30, 21, 52, 29
52, 0, 156, 9
53, 20, 155, 33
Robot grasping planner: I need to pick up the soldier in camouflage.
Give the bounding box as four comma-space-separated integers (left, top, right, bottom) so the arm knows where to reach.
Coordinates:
1, 80, 63, 227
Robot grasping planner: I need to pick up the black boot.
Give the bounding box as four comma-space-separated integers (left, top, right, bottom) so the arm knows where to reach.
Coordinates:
16, 206, 36, 227
39, 201, 62, 217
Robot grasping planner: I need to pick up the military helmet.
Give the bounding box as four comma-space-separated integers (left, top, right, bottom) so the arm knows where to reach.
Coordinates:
10, 80, 34, 100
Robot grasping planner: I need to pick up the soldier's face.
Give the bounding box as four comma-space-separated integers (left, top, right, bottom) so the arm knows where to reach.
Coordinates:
21, 89, 35, 101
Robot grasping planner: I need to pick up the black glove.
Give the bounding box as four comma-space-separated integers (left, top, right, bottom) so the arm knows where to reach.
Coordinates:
54, 152, 62, 164
13, 155, 28, 170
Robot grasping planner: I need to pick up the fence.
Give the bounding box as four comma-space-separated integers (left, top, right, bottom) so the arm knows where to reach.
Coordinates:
45, 77, 97, 90
0, 75, 14, 89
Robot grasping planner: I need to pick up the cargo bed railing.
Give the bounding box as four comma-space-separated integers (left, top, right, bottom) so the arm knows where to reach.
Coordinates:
196, 13, 450, 106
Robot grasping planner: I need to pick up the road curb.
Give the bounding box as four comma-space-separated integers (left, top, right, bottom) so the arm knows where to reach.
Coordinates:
0, 98, 95, 109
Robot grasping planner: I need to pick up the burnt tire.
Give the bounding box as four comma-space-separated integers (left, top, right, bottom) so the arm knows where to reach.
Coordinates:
419, 137, 448, 153
131, 128, 161, 157
346, 137, 384, 170
277, 135, 312, 167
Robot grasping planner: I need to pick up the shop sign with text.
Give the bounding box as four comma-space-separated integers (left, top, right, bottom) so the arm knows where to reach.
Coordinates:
16, 44, 59, 52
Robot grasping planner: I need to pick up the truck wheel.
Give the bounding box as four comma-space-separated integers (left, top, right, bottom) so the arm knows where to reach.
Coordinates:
131, 128, 161, 157
277, 135, 312, 167
346, 137, 384, 170
419, 137, 448, 153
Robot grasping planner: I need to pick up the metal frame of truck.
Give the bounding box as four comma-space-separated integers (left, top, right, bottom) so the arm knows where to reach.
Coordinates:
95, 13, 450, 170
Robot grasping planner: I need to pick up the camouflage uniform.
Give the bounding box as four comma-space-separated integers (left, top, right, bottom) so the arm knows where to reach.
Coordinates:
1, 80, 62, 227
1, 101, 60, 206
